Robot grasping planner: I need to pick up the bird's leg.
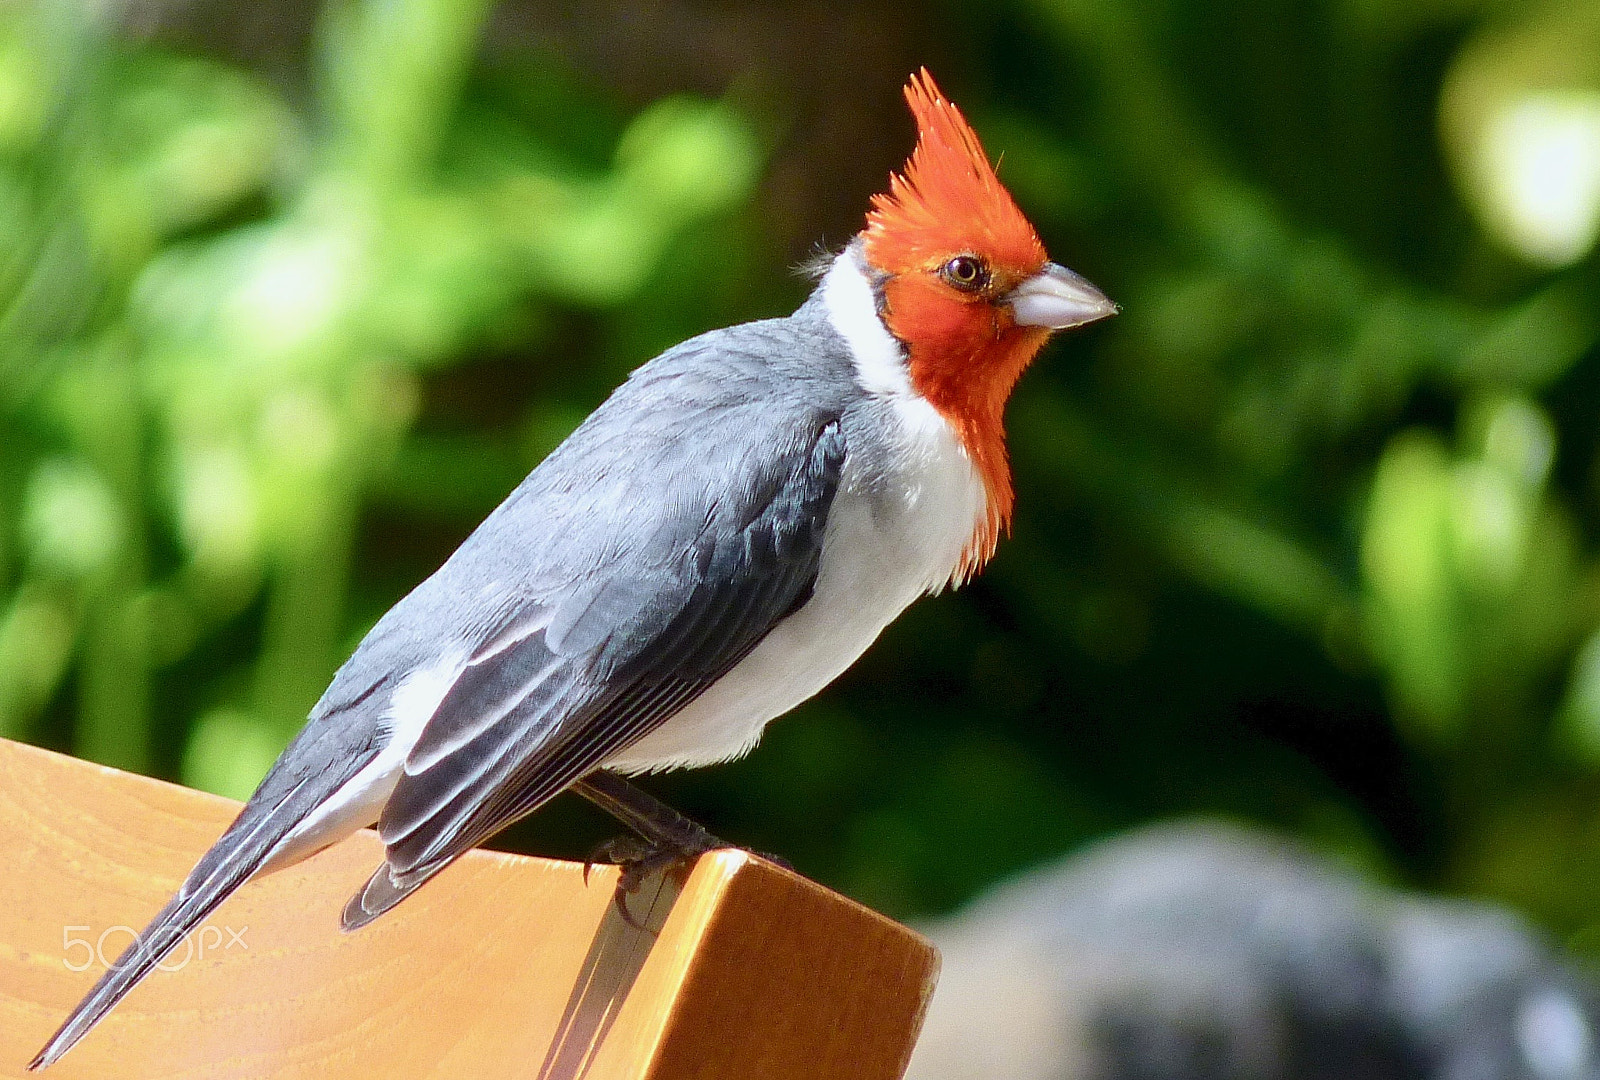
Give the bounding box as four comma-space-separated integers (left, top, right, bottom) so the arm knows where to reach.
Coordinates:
575, 770, 725, 855
574, 771, 727, 911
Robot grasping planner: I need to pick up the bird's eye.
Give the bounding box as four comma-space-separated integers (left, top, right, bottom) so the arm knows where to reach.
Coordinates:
942, 255, 988, 291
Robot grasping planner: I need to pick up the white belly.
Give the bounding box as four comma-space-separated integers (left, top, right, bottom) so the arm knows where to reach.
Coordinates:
604, 394, 987, 773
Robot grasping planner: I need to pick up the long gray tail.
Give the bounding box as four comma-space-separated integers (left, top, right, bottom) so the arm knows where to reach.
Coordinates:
27, 777, 312, 1070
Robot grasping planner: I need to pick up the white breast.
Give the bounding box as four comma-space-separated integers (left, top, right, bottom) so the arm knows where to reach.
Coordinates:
604, 248, 988, 773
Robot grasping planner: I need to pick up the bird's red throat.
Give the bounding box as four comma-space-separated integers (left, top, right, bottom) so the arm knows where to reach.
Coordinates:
862, 69, 1054, 578
880, 277, 1049, 577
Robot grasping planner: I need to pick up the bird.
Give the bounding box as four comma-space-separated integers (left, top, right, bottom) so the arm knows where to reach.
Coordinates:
906, 820, 1600, 1080
29, 67, 1116, 1069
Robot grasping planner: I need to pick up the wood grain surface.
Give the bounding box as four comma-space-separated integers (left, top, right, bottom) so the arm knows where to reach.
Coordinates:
0, 737, 938, 1080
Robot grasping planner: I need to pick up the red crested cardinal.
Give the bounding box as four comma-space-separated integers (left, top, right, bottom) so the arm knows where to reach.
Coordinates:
30, 68, 1115, 1069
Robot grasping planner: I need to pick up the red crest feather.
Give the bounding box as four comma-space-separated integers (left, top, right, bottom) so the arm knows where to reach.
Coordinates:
862, 69, 1058, 579
864, 69, 1046, 276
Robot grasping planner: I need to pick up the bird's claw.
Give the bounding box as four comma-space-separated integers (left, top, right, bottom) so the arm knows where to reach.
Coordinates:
583, 835, 652, 885
584, 833, 722, 930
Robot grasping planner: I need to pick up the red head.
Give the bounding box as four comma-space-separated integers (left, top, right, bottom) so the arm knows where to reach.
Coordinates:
862, 69, 1115, 574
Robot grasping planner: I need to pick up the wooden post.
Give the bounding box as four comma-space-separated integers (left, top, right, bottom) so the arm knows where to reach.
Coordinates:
0, 738, 938, 1079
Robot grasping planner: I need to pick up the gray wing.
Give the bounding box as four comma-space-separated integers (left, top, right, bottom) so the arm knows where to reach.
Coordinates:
343, 341, 851, 925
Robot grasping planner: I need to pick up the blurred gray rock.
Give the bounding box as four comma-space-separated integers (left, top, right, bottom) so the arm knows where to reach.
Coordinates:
906, 821, 1600, 1080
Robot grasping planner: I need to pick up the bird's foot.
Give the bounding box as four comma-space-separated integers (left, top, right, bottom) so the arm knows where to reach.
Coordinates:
573, 771, 761, 927
584, 831, 722, 929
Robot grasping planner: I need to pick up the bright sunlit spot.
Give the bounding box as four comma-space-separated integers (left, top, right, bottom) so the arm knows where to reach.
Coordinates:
1479, 90, 1600, 267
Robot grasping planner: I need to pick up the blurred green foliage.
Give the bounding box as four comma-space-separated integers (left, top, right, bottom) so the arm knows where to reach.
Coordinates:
0, 0, 758, 783
7, 0, 1600, 945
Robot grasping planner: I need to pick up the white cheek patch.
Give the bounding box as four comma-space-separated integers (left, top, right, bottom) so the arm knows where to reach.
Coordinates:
821, 247, 914, 398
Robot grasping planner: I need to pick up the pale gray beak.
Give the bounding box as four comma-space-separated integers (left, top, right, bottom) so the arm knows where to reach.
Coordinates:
1007, 262, 1118, 330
